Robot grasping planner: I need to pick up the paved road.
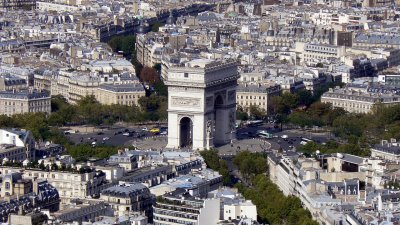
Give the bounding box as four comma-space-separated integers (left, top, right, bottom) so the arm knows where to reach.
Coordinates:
65, 123, 333, 154
236, 123, 332, 152
66, 126, 163, 147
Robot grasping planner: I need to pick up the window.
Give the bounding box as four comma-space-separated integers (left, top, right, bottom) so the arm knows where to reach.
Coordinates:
184, 73, 189, 78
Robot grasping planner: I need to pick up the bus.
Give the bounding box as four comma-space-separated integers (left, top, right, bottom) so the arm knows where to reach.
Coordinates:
247, 120, 264, 127
300, 138, 313, 145
257, 130, 273, 139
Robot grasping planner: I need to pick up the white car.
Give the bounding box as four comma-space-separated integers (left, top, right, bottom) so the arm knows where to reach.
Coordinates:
160, 131, 168, 135
142, 127, 148, 131
103, 137, 110, 141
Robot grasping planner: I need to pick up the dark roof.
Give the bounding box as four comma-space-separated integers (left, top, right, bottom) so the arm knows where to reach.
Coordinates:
98, 84, 144, 93
0, 90, 50, 100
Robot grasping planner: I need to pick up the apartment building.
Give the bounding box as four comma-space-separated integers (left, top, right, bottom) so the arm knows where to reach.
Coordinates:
153, 190, 220, 225
52, 200, 113, 224
4, 168, 110, 204
236, 83, 281, 112
36, 1, 81, 12
101, 182, 154, 217
136, 34, 165, 68
33, 69, 54, 92
371, 140, 400, 161
267, 152, 366, 224
136, 32, 186, 68
68, 75, 99, 104
208, 187, 257, 221
96, 84, 145, 106
321, 85, 400, 113
0, 128, 36, 161
378, 73, 400, 87
297, 42, 346, 66
0, 74, 27, 91
0, 90, 51, 116
354, 34, 400, 49
0, 0, 35, 10
0, 173, 60, 223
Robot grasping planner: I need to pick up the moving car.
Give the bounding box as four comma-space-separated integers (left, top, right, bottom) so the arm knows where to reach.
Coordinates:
150, 128, 160, 134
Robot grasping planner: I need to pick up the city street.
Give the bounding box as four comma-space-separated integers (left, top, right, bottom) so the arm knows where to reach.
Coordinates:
65, 122, 333, 155
65, 126, 163, 147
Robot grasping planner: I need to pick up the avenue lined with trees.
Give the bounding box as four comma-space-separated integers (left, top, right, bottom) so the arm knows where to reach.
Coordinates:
201, 149, 318, 225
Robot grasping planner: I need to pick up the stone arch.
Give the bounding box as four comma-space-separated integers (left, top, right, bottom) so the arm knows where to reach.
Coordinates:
214, 95, 225, 145
179, 117, 193, 148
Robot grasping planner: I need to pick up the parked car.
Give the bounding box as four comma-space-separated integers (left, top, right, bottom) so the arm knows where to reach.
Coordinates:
122, 132, 132, 137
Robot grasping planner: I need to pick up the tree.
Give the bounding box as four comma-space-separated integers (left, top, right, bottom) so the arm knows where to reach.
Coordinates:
153, 63, 162, 72
140, 66, 160, 85
108, 36, 123, 52
151, 22, 164, 32
249, 105, 266, 120
316, 62, 324, 68
121, 35, 136, 57
200, 149, 232, 185
297, 90, 313, 107
107, 35, 136, 58
236, 106, 249, 121
154, 80, 168, 97
233, 151, 268, 177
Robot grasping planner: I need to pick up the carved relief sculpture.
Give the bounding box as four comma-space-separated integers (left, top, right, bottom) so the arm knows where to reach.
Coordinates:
171, 97, 201, 107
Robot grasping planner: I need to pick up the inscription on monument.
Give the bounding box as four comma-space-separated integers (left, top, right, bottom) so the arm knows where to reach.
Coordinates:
171, 97, 201, 107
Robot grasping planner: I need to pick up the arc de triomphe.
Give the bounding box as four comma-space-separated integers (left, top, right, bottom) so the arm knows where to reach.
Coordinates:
165, 59, 239, 150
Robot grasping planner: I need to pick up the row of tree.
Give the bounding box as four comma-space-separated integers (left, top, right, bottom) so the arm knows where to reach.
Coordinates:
200, 149, 232, 185
232, 151, 318, 225
236, 175, 319, 225
66, 144, 119, 162
236, 84, 337, 121
298, 140, 370, 157
108, 35, 136, 58
288, 103, 400, 157
0, 95, 167, 141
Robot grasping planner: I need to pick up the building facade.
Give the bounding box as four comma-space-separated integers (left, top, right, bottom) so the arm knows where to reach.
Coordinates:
0, 129, 35, 161
0, 90, 51, 116
96, 84, 145, 106
153, 191, 220, 225
236, 83, 281, 113
101, 182, 154, 218
321, 86, 400, 113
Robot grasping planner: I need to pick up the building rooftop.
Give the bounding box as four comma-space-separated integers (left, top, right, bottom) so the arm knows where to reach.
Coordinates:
0, 90, 50, 100
101, 182, 148, 197
98, 84, 144, 93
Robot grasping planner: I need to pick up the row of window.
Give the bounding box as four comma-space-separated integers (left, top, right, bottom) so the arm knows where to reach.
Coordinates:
238, 101, 266, 106
327, 100, 372, 110
306, 45, 337, 52
116, 95, 141, 100
237, 95, 266, 100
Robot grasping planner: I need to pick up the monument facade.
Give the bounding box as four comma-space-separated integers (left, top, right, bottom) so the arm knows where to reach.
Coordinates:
165, 59, 239, 150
